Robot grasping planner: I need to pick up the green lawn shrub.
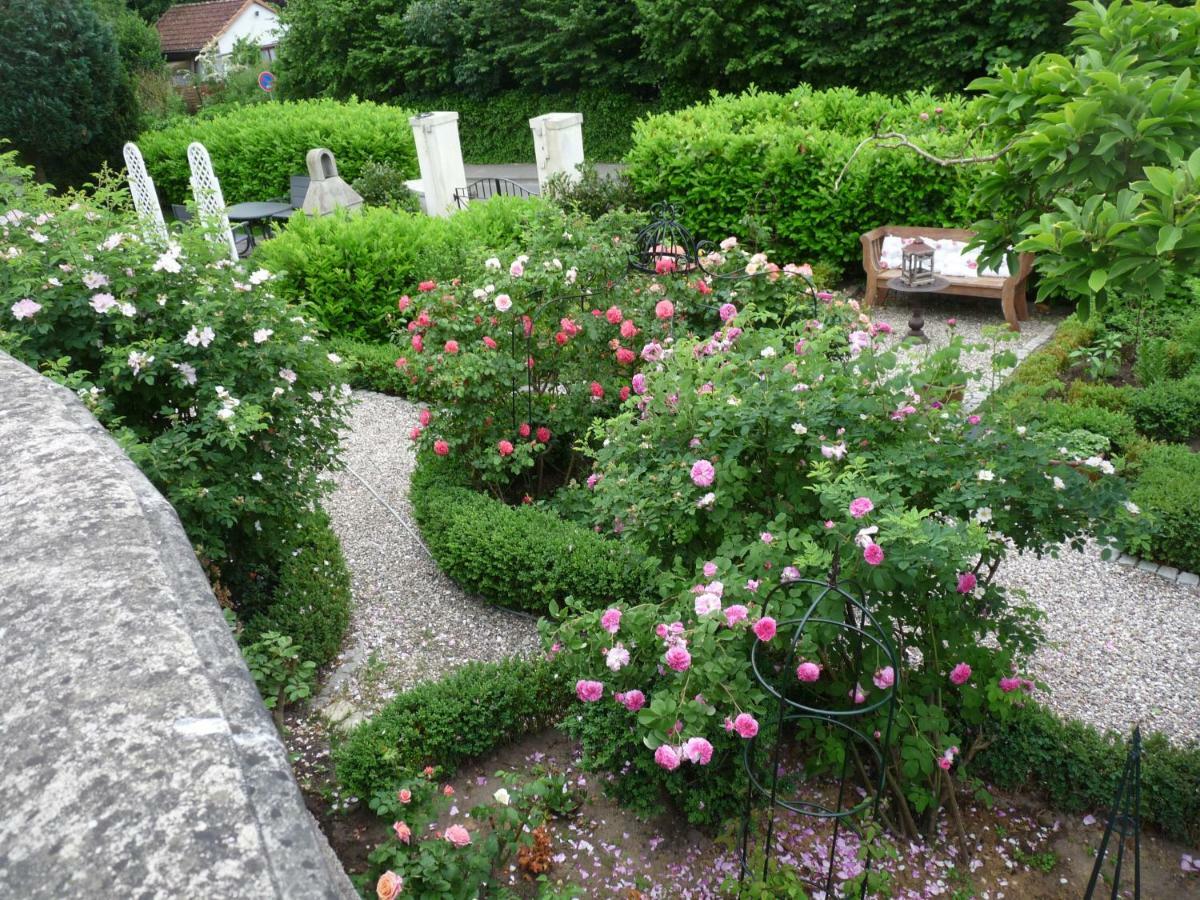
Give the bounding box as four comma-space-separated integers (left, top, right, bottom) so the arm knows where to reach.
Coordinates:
138, 99, 417, 207
256, 197, 539, 341
974, 703, 1200, 844
334, 657, 569, 798
328, 339, 411, 397
1130, 443, 1200, 574
1065, 381, 1135, 413
410, 455, 655, 616
624, 86, 982, 271
1031, 401, 1140, 454
1128, 376, 1200, 443
241, 509, 352, 668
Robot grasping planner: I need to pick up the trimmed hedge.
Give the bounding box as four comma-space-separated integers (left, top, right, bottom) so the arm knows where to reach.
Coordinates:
327, 338, 411, 397
411, 454, 655, 616
403, 89, 665, 164
256, 197, 540, 342
1128, 376, 1200, 444
624, 86, 982, 271
242, 509, 352, 668
138, 99, 417, 209
975, 703, 1200, 844
1130, 443, 1200, 575
334, 657, 568, 798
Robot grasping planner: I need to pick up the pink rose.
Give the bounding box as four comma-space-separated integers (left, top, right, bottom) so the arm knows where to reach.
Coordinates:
724, 604, 749, 626
733, 713, 759, 739
702, 561, 718, 577
690, 459, 716, 487
409, 426, 422, 441
418, 280, 436, 292
752, 617, 777, 642
957, 572, 977, 593
949, 663, 972, 686
620, 319, 639, 339
392, 821, 411, 844
576, 679, 604, 702
654, 256, 677, 275
999, 676, 1020, 693
665, 645, 691, 671
654, 744, 681, 771
419, 409, 432, 426
445, 824, 471, 848
600, 608, 622, 634
849, 683, 867, 704
863, 543, 885, 566
616, 347, 636, 365
536, 426, 551, 443
433, 440, 449, 456
631, 373, 647, 395
719, 302, 738, 322
498, 440, 514, 457
849, 497, 874, 519
397, 788, 412, 804
482, 335, 497, 349
655, 299, 675, 319
620, 689, 646, 712
590, 381, 604, 399
444, 340, 459, 353
872, 666, 895, 689
376, 870, 403, 900
397, 295, 411, 311
796, 661, 821, 682
605, 306, 623, 325
681, 737, 714, 765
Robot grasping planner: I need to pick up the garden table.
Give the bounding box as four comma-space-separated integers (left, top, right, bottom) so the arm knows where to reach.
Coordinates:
885, 275, 950, 344
226, 201, 293, 250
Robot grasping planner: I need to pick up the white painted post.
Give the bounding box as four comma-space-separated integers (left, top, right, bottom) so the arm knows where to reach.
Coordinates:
408, 111, 468, 218
186, 142, 238, 261
122, 142, 168, 246
529, 112, 584, 192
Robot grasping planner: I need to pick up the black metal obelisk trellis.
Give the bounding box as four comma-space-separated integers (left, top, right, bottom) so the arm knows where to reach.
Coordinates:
737, 577, 898, 898
1084, 726, 1142, 900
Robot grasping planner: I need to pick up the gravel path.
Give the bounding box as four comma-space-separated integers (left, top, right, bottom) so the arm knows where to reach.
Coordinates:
312, 296, 1198, 745
314, 392, 538, 725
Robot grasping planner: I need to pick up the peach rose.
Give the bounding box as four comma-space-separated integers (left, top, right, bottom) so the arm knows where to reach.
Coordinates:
376, 870, 402, 900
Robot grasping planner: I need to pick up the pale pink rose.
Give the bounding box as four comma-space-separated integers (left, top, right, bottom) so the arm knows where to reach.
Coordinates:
695, 593, 722, 616
445, 824, 471, 848
397, 788, 412, 804
702, 561, 718, 578
576, 679, 604, 702
733, 713, 759, 739
654, 744, 681, 771
849, 683, 867, 704
620, 689, 646, 712
796, 661, 821, 682
690, 459, 715, 487
849, 497, 874, 519
392, 821, 411, 844
724, 604, 749, 626
665, 645, 692, 671
872, 666, 895, 690
681, 736, 714, 765
600, 608, 622, 634
605, 645, 630, 672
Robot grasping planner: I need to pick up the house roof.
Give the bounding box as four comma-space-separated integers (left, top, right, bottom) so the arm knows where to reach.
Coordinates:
155, 0, 278, 55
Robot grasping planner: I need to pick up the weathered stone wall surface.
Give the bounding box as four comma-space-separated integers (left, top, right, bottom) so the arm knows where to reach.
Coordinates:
0, 351, 355, 899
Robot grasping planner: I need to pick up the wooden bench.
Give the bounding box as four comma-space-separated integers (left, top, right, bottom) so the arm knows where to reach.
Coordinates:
860, 225, 1034, 330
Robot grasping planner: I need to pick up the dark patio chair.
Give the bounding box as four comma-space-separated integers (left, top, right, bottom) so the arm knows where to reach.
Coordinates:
171, 204, 253, 258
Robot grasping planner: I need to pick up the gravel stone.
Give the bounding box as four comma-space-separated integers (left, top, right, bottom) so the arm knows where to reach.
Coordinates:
312, 391, 539, 717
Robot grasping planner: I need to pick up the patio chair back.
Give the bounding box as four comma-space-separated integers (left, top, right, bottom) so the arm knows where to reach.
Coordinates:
171, 204, 193, 223
290, 176, 310, 209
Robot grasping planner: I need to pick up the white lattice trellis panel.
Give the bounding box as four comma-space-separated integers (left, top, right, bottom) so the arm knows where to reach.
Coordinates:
122, 142, 168, 246
186, 141, 238, 261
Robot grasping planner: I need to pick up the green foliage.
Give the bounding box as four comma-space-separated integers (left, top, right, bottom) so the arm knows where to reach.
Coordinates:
1130, 442, 1200, 572
0, 0, 131, 184
353, 160, 421, 211
970, 0, 1200, 318
1029, 401, 1140, 453
241, 631, 318, 725
1067, 331, 1124, 381
242, 510, 352, 667
1065, 380, 1134, 413
137, 99, 417, 208
327, 339, 412, 396
256, 197, 538, 341
1128, 376, 1200, 443
625, 87, 981, 270
0, 156, 351, 567
411, 454, 655, 616
974, 702, 1200, 844
544, 162, 640, 219
334, 657, 569, 799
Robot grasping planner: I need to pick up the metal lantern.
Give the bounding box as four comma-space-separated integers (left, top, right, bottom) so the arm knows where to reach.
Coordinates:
901, 238, 936, 287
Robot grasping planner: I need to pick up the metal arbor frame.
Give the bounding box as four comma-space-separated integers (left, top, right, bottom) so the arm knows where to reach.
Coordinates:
737, 577, 899, 898
1085, 726, 1142, 900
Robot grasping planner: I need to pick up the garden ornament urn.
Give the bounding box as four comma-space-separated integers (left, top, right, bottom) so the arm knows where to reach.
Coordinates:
301, 148, 363, 216
900, 238, 936, 287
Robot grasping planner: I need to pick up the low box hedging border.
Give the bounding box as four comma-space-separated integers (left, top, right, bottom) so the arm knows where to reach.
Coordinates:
1128, 442, 1200, 576
973, 703, 1200, 845
410, 453, 655, 616
333, 656, 569, 799
327, 338, 412, 398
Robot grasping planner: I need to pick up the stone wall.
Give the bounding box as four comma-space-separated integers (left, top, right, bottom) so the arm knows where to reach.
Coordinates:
0, 351, 355, 899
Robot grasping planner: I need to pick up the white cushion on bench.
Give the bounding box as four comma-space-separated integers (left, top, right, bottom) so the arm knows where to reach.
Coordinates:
879, 235, 1010, 278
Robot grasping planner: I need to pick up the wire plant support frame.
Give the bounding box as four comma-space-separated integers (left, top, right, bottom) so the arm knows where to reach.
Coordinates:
737, 575, 899, 899
1084, 725, 1142, 900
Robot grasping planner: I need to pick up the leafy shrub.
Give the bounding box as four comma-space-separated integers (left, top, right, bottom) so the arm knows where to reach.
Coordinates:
327, 338, 412, 396
0, 156, 351, 566
1065, 381, 1134, 413
544, 161, 640, 219
411, 455, 654, 615
974, 703, 1200, 844
242, 630, 318, 729
1130, 443, 1200, 573
353, 160, 421, 212
625, 87, 981, 270
546, 311, 1136, 833
242, 509, 352, 667
137, 99, 417, 209
1128, 377, 1200, 443
334, 657, 568, 799
1031, 401, 1139, 453
256, 197, 538, 341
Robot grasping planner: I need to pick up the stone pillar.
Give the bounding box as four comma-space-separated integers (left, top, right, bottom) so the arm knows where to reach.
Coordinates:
529, 112, 584, 191
409, 111, 468, 217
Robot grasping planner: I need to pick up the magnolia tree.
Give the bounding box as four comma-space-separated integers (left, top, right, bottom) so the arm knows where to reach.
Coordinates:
542, 303, 1139, 836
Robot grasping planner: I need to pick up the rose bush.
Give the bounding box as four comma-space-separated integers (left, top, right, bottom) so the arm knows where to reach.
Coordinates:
398, 213, 825, 496
0, 153, 350, 590
542, 304, 1140, 832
